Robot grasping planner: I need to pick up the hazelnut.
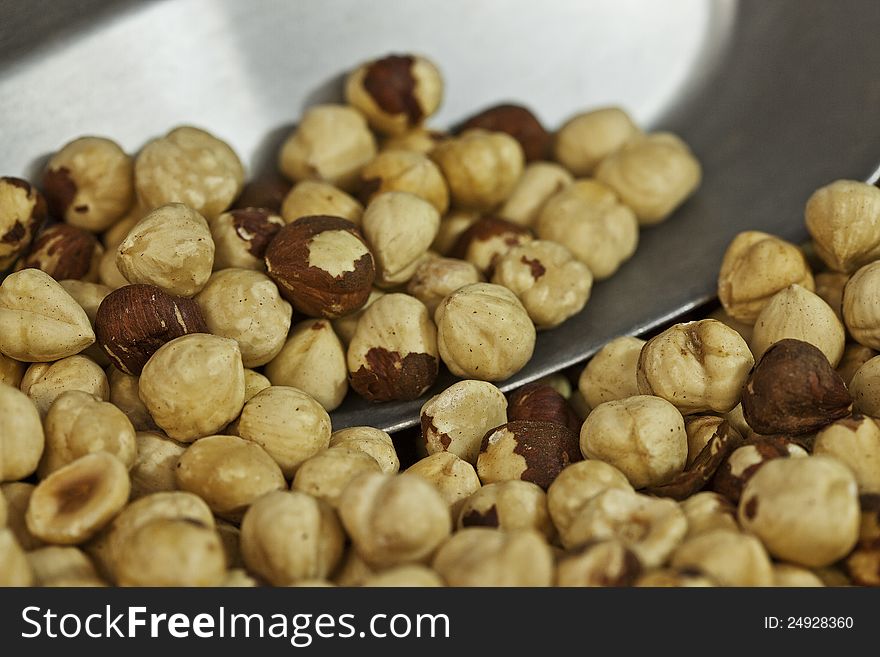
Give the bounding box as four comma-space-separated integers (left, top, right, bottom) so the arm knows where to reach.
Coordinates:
117, 203, 215, 297
717, 231, 814, 323
578, 336, 645, 409
96, 284, 209, 375
805, 180, 880, 272
58, 280, 111, 332
280, 180, 364, 226
331, 287, 384, 346
507, 382, 581, 432
406, 452, 481, 515
138, 333, 245, 442
739, 456, 860, 567
594, 132, 701, 225
230, 386, 331, 477
845, 540, 880, 586
499, 162, 573, 227
0, 353, 26, 388
348, 293, 438, 402
135, 125, 244, 219
292, 446, 382, 507
431, 210, 479, 255
21, 355, 109, 416
329, 426, 399, 474
814, 415, 880, 493
338, 472, 451, 568
0, 268, 94, 362
477, 420, 581, 490
406, 255, 482, 315
553, 107, 639, 176
751, 284, 845, 365
43, 136, 134, 231
129, 431, 186, 500
26, 452, 130, 545
452, 218, 533, 278
0, 529, 32, 586
0, 489, 5, 527
209, 208, 284, 271
102, 205, 145, 250
107, 366, 157, 431
773, 564, 825, 587
359, 149, 449, 214
843, 260, 880, 350
432, 129, 525, 212
456, 103, 551, 163
837, 342, 877, 387
565, 488, 687, 568
535, 179, 639, 279
97, 248, 130, 290
232, 173, 291, 214
0, 177, 47, 271
0, 382, 44, 482
814, 271, 848, 320
684, 416, 726, 467
741, 339, 851, 436
556, 540, 642, 587
175, 434, 286, 521
381, 127, 447, 155
433, 528, 554, 586
580, 395, 687, 489
27, 546, 100, 586
679, 492, 739, 538
670, 529, 774, 587
264, 215, 375, 319
243, 368, 271, 402
265, 319, 348, 411
636, 319, 754, 414
40, 390, 136, 476
278, 104, 377, 191
850, 355, 880, 416
240, 490, 345, 585
435, 282, 536, 381
362, 192, 440, 286
491, 240, 593, 329
0, 483, 42, 550
19, 223, 103, 283
215, 519, 243, 569
707, 306, 754, 344
361, 565, 444, 587
457, 480, 552, 539
345, 54, 443, 136
634, 569, 716, 587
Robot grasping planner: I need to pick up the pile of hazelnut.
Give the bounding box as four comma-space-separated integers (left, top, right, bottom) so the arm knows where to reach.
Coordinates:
1, 53, 876, 587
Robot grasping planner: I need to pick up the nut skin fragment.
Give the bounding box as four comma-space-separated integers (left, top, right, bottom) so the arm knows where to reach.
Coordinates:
209, 208, 284, 271
507, 382, 582, 433
0, 177, 47, 271
805, 179, 880, 273
20, 223, 104, 282
456, 103, 551, 162
0, 383, 45, 482
96, 284, 209, 375
741, 339, 851, 436
553, 107, 639, 176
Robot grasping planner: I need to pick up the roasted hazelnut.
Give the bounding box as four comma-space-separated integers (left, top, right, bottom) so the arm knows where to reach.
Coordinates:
338, 472, 451, 568
18, 222, 103, 283
419, 380, 507, 464
135, 125, 244, 219
580, 395, 687, 489
680, 492, 739, 538
432, 129, 524, 212
361, 565, 444, 587
0, 483, 42, 550
138, 334, 245, 441
359, 149, 449, 214
564, 489, 687, 568
0, 353, 25, 388
241, 490, 344, 585
0, 268, 95, 362
345, 54, 443, 136
477, 420, 581, 490
0, 177, 47, 271
209, 208, 284, 271
0, 382, 44, 482
741, 339, 851, 436
27, 546, 101, 586
455, 103, 550, 162
175, 434, 286, 521
347, 293, 438, 402
850, 355, 880, 416
671, 529, 774, 587
805, 180, 880, 273
230, 386, 331, 477
773, 564, 825, 587
431, 210, 479, 256
814, 271, 848, 320
578, 336, 644, 409
594, 132, 701, 225
107, 366, 156, 431
0, 529, 32, 586
232, 173, 291, 214
278, 104, 377, 192
329, 426, 399, 474
381, 127, 447, 155
457, 480, 552, 539
292, 446, 382, 507
331, 287, 384, 346
507, 382, 581, 432
265, 319, 348, 411
43, 136, 134, 231
95, 284, 208, 375
280, 180, 364, 226
406, 452, 481, 515
433, 528, 554, 586
751, 284, 845, 365
553, 107, 639, 176
435, 282, 535, 381
117, 203, 215, 297
843, 260, 880, 350
450, 216, 532, 277
26, 452, 130, 545
362, 191, 440, 286
814, 415, 880, 493
406, 255, 482, 315
739, 456, 860, 567
637, 319, 754, 414
40, 390, 136, 476
535, 179, 639, 279
557, 540, 642, 587
717, 231, 814, 323
499, 162, 573, 227
21, 355, 109, 416
129, 431, 186, 500
265, 215, 375, 319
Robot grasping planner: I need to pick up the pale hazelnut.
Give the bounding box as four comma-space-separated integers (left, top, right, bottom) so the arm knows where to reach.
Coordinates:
578, 336, 645, 409
717, 231, 814, 323
330, 287, 384, 346
347, 293, 438, 402
280, 180, 364, 225
138, 333, 245, 442
20, 223, 104, 282
553, 107, 639, 176
135, 125, 244, 219
450, 216, 533, 276
680, 492, 739, 538
381, 127, 447, 155
116, 203, 215, 297
102, 205, 145, 250
129, 431, 186, 500
0, 177, 46, 271
361, 565, 445, 587
329, 426, 399, 474
671, 529, 774, 587
242, 368, 271, 402
535, 179, 638, 279
209, 208, 284, 270
707, 306, 754, 344
556, 540, 642, 587
499, 161, 573, 226
406, 452, 481, 515
0, 353, 26, 388
634, 569, 717, 587
278, 104, 377, 191
805, 180, 880, 272
0, 529, 32, 586
685, 416, 726, 467
456, 103, 551, 163
814, 271, 848, 320
292, 446, 382, 507
27, 546, 100, 586
21, 355, 109, 416
0, 483, 42, 550
0, 382, 44, 482
849, 355, 880, 416
773, 564, 825, 587
814, 415, 880, 493
406, 255, 482, 315
97, 248, 130, 290
107, 366, 157, 431
843, 260, 880, 350
435, 283, 536, 381
58, 280, 111, 329
0, 489, 5, 527
433, 528, 554, 586
457, 480, 552, 540
431, 210, 479, 255
215, 519, 243, 569
359, 149, 449, 214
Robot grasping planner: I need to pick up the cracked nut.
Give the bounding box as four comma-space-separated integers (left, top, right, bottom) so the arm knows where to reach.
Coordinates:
553, 107, 639, 176
0, 382, 44, 482
805, 179, 880, 273
358, 149, 449, 214
209, 208, 284, 271
0, 177, 47, 271
457, 480, 552, 539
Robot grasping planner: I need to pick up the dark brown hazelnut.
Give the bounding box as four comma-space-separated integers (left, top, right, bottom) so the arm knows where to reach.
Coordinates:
477, 420, 582, 490
455, 103, 551, 162
0, 176, 47, 271
19, 223, 102, 281
265, 215, 375, 319
711, 436, 809, 504
95, 284, 209, 375
507, 383, 581, 433
228, 208, 283, 260
450, 216, 533, 276
741, 339, 852, 435
232, 174, 292, 213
